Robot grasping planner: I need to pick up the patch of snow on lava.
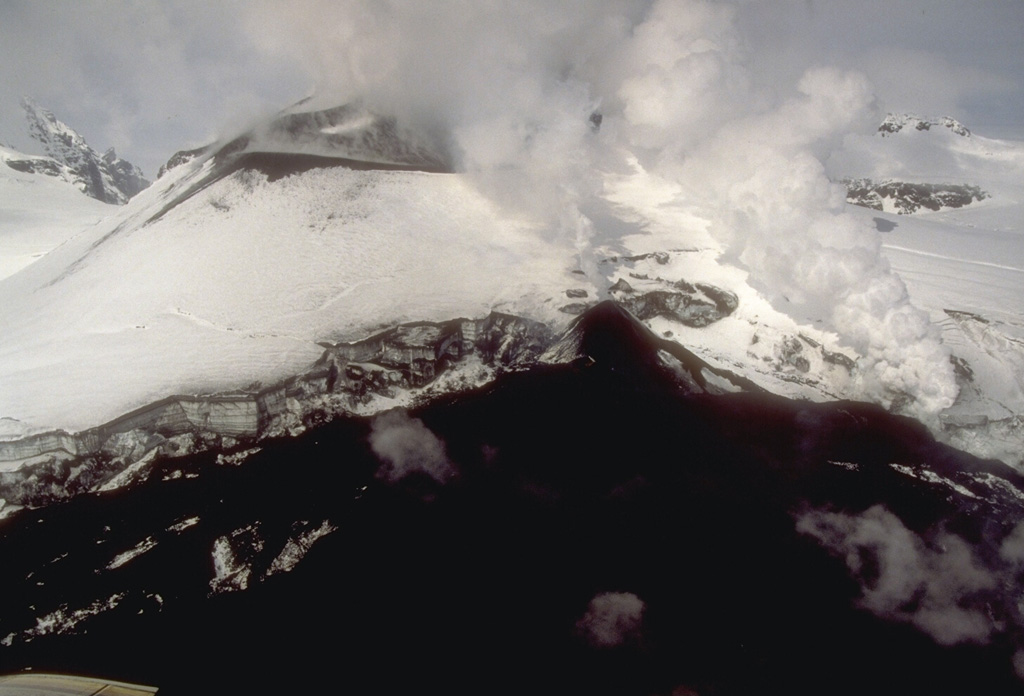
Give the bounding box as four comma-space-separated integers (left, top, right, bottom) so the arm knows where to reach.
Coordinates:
26, 593, 125, 638
167, 516, 200, 533
107, 536, 158, 570
267, 520, 337, 576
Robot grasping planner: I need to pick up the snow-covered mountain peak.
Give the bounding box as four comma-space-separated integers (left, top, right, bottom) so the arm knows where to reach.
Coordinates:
878, 113, 971, 138
19, 96, 149, 204
831, 112, 1024, 205
22, 97, 93, 157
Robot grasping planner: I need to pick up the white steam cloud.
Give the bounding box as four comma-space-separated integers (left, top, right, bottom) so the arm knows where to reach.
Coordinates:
245, 0, 958, 418
667, 65, 957, 417
798, 505, 1024, 666
368, 409, 455, 483
576, 591, 645, 648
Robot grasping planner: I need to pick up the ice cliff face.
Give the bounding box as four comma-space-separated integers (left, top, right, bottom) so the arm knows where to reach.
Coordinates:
0, 302, 752, 512
3, 98, 1022, 511
21, 97, 149, 203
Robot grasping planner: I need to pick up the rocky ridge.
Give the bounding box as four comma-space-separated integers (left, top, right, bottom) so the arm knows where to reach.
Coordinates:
878, 113, 971, 137
19, 97, 149, 203
156, 146, 208, 179
844, 178, 989, 214
253, 101, 449, 170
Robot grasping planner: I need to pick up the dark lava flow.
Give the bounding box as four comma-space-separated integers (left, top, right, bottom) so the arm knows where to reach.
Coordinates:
1, 306, 1022, 695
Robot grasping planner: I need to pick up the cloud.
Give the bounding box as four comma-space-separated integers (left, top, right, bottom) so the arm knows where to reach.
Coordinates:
246, 0, 957, 418
611, 0, 751, 159
735, 0, 1024, 136
241, 1, 651, 239
368, 409, 455, 483
859, 47, 1018, 123
1000, 520, 1024, 566
615, 10, 956, 417
5, 0, 1023, 172
797, 505, 1005, 647
576, 591, 645, 648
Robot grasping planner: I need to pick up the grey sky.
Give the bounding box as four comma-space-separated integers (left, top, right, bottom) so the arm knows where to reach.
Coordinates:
1, 0, 1021, 177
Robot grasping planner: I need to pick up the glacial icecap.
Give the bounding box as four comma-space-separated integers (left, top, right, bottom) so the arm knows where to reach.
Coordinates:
0, 1, 1021, 474
0, 98, 1022, 473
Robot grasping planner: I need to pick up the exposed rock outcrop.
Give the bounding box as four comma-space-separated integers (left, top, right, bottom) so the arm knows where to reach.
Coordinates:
541, 300, 760, 395
844, 178, 988, 214
21, 97, 149, 203
3, 155, 64, 178
101, 148, 148, 198
157, 146, 208, 178
877, 113, 971, 138
610, 277, 739, 327
257, 102, 449, 170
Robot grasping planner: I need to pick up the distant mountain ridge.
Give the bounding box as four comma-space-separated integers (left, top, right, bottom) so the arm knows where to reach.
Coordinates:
840, 113, 992, 213
18, 97, 149, 204
844, 178, 988, 214
878, 113, 971, 137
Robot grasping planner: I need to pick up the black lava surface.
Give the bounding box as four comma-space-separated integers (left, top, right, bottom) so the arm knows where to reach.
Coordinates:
1, 311, 1022, 695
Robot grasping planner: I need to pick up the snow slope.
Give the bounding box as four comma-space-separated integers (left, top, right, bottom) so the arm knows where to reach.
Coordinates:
0, 148, 578, 432
830, 114, 1024, 204
0, 144, 111, 279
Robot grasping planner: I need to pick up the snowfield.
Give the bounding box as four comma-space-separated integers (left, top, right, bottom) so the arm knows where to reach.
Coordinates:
0, 145, 111, 279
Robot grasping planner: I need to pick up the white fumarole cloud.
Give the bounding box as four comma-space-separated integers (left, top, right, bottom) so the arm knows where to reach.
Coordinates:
278, 1, 950, 419
244, 0, 958, 418
369, 409, 455, 484
576, 591, 646, 648
797, 505, 1024, 653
